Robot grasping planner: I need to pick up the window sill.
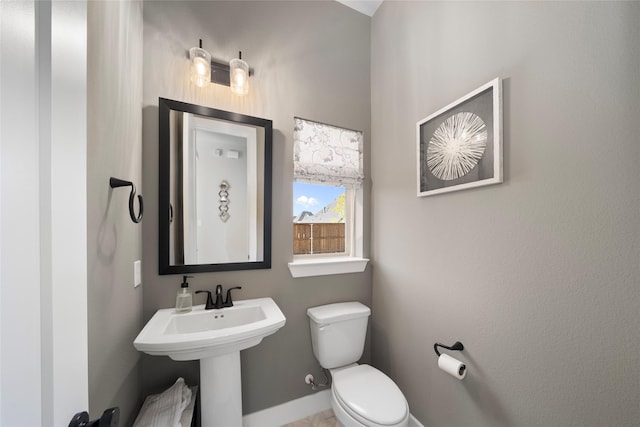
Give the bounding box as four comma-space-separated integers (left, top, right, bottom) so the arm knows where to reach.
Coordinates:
288, 256, 369, 278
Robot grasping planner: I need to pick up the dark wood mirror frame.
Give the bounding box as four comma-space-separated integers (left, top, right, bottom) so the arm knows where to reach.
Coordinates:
158, 98, 272, 274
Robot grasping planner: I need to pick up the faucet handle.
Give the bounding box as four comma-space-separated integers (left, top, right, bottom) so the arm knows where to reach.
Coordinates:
224, 286, 242, 307
195, 290, 215, 310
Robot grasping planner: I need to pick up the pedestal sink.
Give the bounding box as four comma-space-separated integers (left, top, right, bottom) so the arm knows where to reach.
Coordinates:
134, 298, 286, 426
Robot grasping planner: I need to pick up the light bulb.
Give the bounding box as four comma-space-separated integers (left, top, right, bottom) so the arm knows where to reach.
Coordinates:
189, 46, 211, 88
229, 55, 249, 96
233, 69, 246, 86
194, 58, 208, 75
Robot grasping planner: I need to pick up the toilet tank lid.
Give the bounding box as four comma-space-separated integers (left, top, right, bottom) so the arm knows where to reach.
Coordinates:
307, 302, 370, 325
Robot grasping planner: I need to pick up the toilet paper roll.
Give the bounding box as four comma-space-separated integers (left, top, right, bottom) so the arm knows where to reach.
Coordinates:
438, 353, 466, 380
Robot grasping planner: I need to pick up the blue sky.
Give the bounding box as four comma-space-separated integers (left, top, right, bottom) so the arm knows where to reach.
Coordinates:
293, 182, 344, 217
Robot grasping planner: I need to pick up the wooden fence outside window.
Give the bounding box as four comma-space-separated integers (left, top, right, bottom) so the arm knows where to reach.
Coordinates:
293, 223, 345, 255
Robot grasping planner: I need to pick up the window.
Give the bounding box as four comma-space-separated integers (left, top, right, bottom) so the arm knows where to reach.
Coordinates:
294, 182, 346, 255
288, 118, 368, 278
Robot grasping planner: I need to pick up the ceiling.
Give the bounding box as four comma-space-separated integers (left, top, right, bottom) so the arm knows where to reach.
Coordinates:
336, 0, 384, 17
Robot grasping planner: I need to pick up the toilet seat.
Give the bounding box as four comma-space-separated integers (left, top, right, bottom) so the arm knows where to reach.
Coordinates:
332, 364, 409, 427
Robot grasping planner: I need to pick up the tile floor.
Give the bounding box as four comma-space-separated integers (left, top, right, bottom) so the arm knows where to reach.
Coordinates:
281, 409, 342, 427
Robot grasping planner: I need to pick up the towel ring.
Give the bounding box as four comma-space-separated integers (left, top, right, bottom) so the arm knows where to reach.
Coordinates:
109, 177, 144, 223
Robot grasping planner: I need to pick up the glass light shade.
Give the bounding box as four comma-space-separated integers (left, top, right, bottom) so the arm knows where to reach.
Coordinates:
229, 58, 249, 95
189, 46, 211, 87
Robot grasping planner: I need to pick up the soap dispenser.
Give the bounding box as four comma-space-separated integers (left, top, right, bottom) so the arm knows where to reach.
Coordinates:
175, 275, 193, 313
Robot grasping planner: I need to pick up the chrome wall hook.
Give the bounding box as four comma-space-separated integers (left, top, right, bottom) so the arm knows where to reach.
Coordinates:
109, 177, 143, 223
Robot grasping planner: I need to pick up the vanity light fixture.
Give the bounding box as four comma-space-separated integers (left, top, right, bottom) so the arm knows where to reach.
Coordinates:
189, 42, 253, 94
229, 51, 249, 96
189, 39, 211, 88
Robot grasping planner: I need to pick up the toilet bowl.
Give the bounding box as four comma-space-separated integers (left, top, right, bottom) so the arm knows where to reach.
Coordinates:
330, 364, 409, 427
307, 302, 409, 427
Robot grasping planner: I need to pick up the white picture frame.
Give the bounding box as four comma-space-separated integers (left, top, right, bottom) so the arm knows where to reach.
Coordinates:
417, 78, 503, 197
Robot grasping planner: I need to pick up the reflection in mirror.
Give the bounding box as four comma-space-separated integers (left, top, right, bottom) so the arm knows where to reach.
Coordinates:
159, 98, 272, 274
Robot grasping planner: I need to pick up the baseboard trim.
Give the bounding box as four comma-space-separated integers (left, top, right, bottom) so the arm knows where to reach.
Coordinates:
410, 413, 425, 427
243, 390, 331, 427
243, 389, 425, 427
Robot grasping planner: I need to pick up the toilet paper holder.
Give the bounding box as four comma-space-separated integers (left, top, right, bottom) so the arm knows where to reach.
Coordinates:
433, 341, 464, 357
435, 341, 467, 379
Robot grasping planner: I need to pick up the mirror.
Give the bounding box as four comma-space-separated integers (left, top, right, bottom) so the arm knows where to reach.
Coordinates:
159, 98, 272, 274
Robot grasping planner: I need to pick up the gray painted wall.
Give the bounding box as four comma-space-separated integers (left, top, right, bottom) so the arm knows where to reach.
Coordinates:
141, 1, 372, 414
370, 2, 640, 426
87, 1, 144, 425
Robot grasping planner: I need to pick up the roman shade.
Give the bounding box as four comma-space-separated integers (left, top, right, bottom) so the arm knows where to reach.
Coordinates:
293, 117, 364, 188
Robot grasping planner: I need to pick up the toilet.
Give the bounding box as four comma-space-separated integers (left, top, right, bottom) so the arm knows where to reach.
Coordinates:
307, 302, 409, 427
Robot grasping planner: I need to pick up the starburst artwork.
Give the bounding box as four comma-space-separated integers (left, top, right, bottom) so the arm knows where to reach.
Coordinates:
417, 78, 502, 197
426, 112, 487, 181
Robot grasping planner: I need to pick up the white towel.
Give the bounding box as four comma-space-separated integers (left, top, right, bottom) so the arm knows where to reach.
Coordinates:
133, 377, 192, 427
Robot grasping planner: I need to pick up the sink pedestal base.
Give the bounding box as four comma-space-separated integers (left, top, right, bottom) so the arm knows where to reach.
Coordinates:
200, 351, 242, 427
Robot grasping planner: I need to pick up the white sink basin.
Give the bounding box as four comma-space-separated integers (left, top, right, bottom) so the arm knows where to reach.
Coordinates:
134, 297, 285, 426
134, 297, 286, 361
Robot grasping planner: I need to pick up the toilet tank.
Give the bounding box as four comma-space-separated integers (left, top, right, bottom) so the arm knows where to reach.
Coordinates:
307, 302, 371, 369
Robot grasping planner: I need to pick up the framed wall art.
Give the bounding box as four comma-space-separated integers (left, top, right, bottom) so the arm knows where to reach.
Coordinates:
417, 78, 502, 197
